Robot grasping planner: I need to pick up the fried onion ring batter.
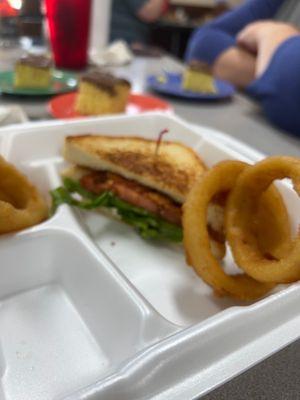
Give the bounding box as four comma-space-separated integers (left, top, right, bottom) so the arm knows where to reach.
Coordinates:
226, 156, 300, 283
0, 156, 48, 234
183, 160, 275, 300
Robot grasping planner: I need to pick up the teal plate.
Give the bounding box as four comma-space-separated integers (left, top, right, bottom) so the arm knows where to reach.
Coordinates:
0, 70, 78, 96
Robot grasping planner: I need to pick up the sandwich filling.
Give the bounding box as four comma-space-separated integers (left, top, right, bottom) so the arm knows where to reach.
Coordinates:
50, 169, 225, 244
50, 171, 184, 242
80, 170, 182, 226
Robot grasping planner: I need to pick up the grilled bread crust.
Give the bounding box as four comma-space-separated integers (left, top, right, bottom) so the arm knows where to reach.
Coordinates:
63, 135, 206, 203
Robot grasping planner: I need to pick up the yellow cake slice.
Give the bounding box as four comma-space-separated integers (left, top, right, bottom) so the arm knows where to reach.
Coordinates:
75, 70, 131, 116
182, 61, 216, 94
14, 54, 52, 89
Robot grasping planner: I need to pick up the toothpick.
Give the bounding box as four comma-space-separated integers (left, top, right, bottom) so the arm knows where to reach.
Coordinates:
155, 128, 169, 156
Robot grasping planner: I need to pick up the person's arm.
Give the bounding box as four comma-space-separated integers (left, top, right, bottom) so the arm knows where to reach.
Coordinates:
206, 0, 283, 35
138, 0, 167, 22
185, 0, 284, 64
212, 47, 256, 88
126, 0, 166, 23
245, 25, 300, 135
237, 21, 300, 75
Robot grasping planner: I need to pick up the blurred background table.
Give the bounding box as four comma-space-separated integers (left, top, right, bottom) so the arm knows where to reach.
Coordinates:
0, 54, 300, 399
1, 55, 300, 157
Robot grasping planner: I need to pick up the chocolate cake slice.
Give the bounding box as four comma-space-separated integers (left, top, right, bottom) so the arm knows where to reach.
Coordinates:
75, 70, 131, 116
14, 54, 52, 89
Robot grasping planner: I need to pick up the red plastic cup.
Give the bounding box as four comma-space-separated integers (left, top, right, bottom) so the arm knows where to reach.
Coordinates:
45, 0, 91, 70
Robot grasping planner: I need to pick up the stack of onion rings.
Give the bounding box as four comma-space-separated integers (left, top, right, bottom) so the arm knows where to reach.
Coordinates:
0, 156, 48, 234
183, 158, 294, 300
226, 156, 300, 284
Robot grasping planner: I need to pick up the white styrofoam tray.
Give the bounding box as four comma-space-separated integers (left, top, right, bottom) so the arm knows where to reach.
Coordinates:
0, 113, 299, 400
0, 105, 28, 127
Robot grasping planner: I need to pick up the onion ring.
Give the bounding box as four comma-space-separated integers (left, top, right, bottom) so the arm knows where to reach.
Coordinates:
183, 160, 274, 300
207, 201, 226, 260
207, 187, 292, 262
0, 156, 48, 234
254, 186, 292, 260
226, 156, 300, 283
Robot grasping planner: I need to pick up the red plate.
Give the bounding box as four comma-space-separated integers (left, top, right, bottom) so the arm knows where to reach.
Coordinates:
48, 92, 172, 119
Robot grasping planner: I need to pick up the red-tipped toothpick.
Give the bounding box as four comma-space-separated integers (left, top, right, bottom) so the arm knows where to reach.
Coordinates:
155, 128, 169, 156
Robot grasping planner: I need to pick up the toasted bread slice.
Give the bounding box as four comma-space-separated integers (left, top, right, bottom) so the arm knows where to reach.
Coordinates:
64, 135, 206, 203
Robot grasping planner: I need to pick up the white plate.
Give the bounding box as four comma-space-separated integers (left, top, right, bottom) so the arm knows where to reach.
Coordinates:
0, 113, 299, 400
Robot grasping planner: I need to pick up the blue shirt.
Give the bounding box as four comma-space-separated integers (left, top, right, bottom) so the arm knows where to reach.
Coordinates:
185, 0, 300, 136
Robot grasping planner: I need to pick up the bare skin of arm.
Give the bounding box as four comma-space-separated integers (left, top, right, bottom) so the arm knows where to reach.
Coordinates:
211, 22, 300, 89
137, 0, 166, 23
237, 21, 300, 77
212, 46, 256, 89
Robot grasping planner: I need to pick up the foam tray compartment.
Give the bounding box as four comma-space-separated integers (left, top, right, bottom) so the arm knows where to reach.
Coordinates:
0, 229, 174, 400
0, 113, 300, 400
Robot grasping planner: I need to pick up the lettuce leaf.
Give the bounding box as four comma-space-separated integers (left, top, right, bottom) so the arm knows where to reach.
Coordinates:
50, 178, 183, 242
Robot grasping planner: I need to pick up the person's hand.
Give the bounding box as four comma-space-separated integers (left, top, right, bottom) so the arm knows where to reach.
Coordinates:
212, 47, 256, 89
237, 21, 279, 53
237, 21, 300, 77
